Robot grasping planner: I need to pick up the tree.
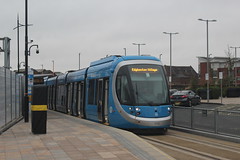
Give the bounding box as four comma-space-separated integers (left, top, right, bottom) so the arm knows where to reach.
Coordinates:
225, 45, 234, 86
190, 76, 199, 91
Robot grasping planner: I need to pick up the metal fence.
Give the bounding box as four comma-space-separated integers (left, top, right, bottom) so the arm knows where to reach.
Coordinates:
172, 106, 240, 138
0, 67, 24, 134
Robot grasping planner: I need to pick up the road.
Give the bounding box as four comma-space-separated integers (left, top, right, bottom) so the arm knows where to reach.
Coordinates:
201, 97, 240, 105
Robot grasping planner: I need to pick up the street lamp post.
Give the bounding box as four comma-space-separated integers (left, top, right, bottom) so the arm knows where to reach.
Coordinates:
41, 64, 43, 74
79, 53, 81, 70
13, 14, 32, 73
132, 43, 146, 56
52, 60, 55, 75
123, 48, 127, 56
14, 14, 23, 73
159, 54, 162, 60
163, 32, 179, 89
230, 46, 240, 86
198, 18, 217, 102
24, 0, 29, 122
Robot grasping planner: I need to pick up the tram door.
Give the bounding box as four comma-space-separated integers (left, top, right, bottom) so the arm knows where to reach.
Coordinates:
52, 86, 56, 111
77, 82, 85, 118
97, 78, 109, 123
48, 86, 52, 110
72, 82, 78, 116
104, 79, 109, 123
67, 83, 73, 114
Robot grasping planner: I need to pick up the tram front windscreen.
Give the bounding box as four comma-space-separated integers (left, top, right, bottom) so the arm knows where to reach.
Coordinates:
116, 64, 170, 106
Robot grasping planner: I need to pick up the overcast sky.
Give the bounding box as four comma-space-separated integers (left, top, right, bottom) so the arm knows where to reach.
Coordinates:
1, 0, 240, 73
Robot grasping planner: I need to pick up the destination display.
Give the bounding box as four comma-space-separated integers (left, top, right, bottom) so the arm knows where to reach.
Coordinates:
131, 68, 158, 73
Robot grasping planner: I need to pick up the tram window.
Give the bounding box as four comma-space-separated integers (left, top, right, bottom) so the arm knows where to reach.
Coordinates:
96, 79, 103, 105
116, 75, 132, 105
88, 79, 95, 104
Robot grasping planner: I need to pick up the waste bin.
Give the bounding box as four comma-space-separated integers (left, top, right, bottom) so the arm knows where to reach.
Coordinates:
31, 85, 48, 134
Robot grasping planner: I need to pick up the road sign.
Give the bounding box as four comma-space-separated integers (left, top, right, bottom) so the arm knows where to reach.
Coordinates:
205, 73, 209, 80
219, 72, 223, 79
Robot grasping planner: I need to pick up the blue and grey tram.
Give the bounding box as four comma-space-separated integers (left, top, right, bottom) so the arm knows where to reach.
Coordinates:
45, 55, 172, 131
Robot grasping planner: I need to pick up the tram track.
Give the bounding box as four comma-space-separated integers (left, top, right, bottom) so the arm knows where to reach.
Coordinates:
139, 130, 240, 160
167, 133, 240, 153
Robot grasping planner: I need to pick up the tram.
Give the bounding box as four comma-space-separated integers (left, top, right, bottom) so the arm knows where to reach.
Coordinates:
45, 55, 172, 131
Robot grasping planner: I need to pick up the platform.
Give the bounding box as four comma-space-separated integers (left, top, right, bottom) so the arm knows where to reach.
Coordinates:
0, 110, 174, 160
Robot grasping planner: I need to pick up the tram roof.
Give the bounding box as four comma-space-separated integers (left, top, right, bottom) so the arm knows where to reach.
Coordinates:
45, 76, 57, 85
90, 55, 160, 67
66, 68, 87, 83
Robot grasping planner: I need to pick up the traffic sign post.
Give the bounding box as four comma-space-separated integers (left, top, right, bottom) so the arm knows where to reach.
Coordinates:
219, 72, 223, 104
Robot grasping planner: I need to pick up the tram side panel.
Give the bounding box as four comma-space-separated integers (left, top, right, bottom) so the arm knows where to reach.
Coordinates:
66, 69, 87, 118
45, 77, 57, 111
107, 80, 135, 128
56, 74, 68, 113
85, 62, 113, 123
85, 79, 97, 121
67, 82, 82, 117
55, 84, 68, 113
85, 78, 111, 123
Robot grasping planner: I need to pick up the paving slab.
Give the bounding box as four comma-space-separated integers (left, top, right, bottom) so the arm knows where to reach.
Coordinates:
0, 110, 174, 160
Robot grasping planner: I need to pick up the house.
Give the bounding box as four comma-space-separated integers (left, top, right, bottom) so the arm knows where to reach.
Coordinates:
164, 65, 198, 89
16, 68, 59, 84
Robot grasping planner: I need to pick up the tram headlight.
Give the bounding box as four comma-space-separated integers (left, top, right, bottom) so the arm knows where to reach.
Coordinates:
135, 107, 141, 112
128, 107, 134, 114
135, 107, 141, 116
168, 107, 172, 113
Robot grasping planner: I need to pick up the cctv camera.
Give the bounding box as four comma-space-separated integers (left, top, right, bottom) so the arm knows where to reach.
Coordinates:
36, 48, 39, 54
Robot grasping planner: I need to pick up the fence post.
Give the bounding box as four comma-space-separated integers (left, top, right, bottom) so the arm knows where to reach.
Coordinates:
191, 106, 193, 129
172, 106, 175, 126
10, 71, 12, 121
214, 109, 218, 134
4, 68, 7, 126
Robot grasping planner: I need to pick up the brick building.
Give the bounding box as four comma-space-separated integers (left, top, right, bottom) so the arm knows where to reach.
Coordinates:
198, 56, 240, 86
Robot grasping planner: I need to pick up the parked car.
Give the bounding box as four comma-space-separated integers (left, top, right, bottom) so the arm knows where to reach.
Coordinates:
169, 89, 178, 95
170, 90, 201, 107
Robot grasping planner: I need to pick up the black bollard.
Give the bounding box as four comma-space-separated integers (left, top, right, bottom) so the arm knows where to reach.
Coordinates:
31, 85, 48, 134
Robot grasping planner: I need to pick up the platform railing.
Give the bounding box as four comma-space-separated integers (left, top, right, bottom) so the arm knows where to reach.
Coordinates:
172, 105, 240, 138
0, 67, 24, 134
